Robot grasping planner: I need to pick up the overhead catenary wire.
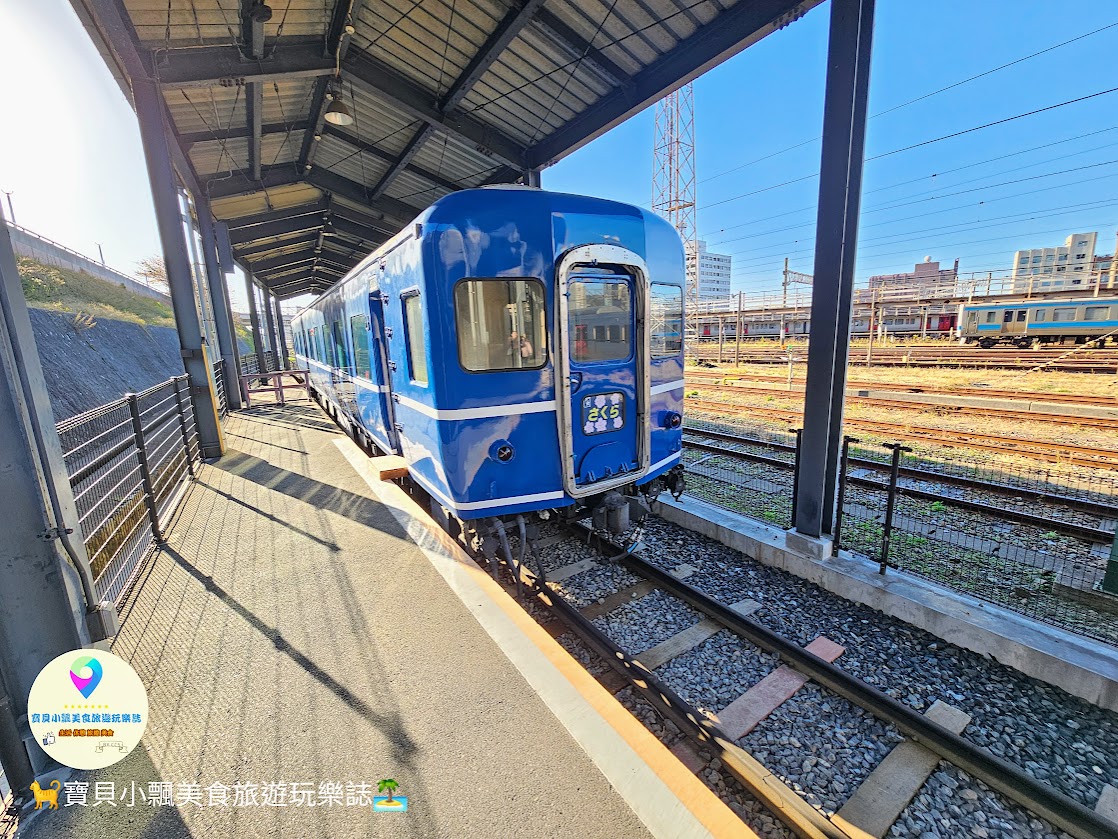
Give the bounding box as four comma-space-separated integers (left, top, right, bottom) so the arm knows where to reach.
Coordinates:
699, 18, 1118, 185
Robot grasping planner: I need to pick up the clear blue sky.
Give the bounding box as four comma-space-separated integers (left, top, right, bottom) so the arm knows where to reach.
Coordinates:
2, 0, 1117, 307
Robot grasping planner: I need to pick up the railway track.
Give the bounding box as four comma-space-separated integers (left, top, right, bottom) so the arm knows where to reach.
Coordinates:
689, 347, 1118, 373
505, 521, 1117, 839
684, 381, 1118, 430
686, 397, 1118, 470
683, 426, 1116, 544
685, 371, 1118, 408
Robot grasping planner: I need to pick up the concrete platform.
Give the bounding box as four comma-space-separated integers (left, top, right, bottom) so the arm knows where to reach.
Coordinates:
20, 402, 749, 839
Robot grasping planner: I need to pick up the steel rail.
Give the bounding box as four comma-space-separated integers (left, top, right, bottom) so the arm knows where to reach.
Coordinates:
687, 399, 1118, 469
684, 437, 1114, 544
688, 382, 1118, 429
685, 372, 1118, 407
685, 426, 1118, 519
609, 540, 1118, 839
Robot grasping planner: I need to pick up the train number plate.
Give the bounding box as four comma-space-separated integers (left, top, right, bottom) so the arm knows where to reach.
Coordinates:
581, 392, 625, 435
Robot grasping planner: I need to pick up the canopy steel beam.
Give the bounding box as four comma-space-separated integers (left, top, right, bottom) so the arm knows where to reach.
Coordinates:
299, 0, 367, 172
367, 0, 548, 200
223, 200, 330, 230
527, 0, 820, 167
320, 124, 458, 192
533, 8, 629, 87
253, 249, 349, 274
241, 1, 266, 181
444, 0, 550, 113
235, 233, 319, 260
182, 121, 311, 148
795, 0, 875, 538
341, 53, 527, 169
205, 165, 303, 198
304, 167, 415, 225
154, 42, 336, 88
229, 214, 325, 245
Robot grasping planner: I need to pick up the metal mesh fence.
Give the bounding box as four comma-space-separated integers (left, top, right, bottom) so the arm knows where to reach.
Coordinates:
683, 413, 1118, 647
240, 351, 278, 376
212, 358, 228, 418
57, 375, 201, 605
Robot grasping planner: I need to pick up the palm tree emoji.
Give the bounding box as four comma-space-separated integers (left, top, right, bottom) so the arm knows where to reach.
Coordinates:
377, 779, 399, 804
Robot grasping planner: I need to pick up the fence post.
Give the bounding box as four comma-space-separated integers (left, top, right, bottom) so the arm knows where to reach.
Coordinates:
879, 442, 910, 574
833, 435, 858, 556
1102, 529, 1118, 595
172, 376, 196, 477
790, 427, 802, 528
127, 393, 163, 542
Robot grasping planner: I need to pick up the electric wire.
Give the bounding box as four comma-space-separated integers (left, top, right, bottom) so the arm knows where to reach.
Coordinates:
699, 18, 1118, 184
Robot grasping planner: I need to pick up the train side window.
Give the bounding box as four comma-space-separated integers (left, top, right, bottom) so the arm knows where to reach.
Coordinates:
350, 314, 371, 378
333, 321, 349, 370
1016, 310, 1027, 322
569, 280, 632, 362
1003, 310, 1014, 323
1085, 306, 1110, 321
650, 284, 683, 357
401, 290, 428, 385
453, 279, 547, 372
1033, 310, 1045, 322
1053, 308, 1077, 322
985, 311, 997, 324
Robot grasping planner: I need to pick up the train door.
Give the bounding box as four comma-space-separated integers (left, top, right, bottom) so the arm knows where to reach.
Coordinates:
1001, 308, 1027, 335
557, 245, 650, 498
365, 292, 399, 453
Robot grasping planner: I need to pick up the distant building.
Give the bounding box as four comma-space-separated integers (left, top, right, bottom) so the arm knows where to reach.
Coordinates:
1092, 251, 1116, 291
1011, 231, 1098, 293
686, 240, 732, 300
864, 257, 959, 301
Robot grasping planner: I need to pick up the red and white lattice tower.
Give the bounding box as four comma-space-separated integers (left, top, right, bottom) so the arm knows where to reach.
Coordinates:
652, 82, 698, 333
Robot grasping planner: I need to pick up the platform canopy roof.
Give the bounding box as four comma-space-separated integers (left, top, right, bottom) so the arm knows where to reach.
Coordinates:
71, 0, 820, 299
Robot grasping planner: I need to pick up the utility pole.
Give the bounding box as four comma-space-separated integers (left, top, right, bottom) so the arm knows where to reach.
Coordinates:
96, 243, 106, 265
2, 191, 14, 225
865, 290, 877, 366
735, 291, 743, 365
783, 257, 789, 308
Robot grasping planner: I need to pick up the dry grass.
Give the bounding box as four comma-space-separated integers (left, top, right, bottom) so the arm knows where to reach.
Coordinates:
693, 361, 1118, 398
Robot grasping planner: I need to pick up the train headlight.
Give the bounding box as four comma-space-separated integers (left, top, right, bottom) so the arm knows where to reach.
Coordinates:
663, 411, 682, 429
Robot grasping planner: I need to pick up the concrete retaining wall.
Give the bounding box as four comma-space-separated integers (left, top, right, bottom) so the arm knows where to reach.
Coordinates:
29, 308, 184, 421
7, 222, 172, 305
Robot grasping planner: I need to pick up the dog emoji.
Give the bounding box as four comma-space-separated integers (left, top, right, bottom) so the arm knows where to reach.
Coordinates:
30, 779, 61, 810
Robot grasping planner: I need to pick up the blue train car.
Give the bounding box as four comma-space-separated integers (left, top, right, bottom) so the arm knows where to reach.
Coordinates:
291, 186, 686, 535
959, 297, 1118, 348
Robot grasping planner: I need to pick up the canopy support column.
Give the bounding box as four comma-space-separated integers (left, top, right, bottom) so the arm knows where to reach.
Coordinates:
134, 77, 224, 457
794, 0, 875, 538
196, 196, 243, 408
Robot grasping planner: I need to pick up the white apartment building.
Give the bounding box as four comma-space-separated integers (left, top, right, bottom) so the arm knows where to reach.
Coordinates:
686, 239, 732, 300
1011, 231, 1098, 293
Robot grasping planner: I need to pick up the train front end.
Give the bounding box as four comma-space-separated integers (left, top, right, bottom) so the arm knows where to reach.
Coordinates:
425, 189, 686, 544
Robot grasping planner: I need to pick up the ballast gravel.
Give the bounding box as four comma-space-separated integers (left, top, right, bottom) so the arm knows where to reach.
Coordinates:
637, 516, 1118, 811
